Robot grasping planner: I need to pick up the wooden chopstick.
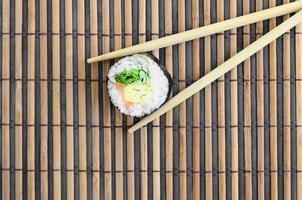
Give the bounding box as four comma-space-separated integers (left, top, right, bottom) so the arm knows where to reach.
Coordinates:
128, 10, 302, 133
87, 1, 302, 63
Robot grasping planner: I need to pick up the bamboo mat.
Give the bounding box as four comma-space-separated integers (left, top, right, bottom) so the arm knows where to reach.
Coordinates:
1, 0, 302, 199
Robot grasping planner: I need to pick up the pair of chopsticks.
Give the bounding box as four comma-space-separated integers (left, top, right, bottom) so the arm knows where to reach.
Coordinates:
87, 1, 302, 133
88, 1, 302, 63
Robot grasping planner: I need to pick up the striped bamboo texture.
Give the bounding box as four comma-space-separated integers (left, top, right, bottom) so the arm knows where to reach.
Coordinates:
0, 0, 302, 199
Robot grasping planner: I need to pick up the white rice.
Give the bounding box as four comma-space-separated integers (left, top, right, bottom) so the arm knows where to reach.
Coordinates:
107, 54, 170, 117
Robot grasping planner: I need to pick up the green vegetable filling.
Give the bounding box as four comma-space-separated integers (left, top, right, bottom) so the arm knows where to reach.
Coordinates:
115, 68, 150, 85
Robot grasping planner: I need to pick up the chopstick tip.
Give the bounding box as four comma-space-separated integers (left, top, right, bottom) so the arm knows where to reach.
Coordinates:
87, 58, 93, 64
127, 128, 134, 133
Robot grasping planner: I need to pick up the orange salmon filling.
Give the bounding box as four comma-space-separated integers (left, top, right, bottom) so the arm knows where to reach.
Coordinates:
115, 83, 134, 108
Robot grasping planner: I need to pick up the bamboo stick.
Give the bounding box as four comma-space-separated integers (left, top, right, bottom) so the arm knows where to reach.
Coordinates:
139, 1, 148, 200
90, 0, 100, 199
125, 0, 135, 200
65, 0, 74, 199
102, 0, 112, 199
140, 127, 148, 200
77, 0, 87, 199
113, 0, 123, 199
269, 0, 278, 199
296, 5, 302, 199
164, 0, 173, 199
15, 0, 23, 198
230, 0, 238, 199
192, 0, 200, 199
128, 10, 302, 133
178, 1, 187, 199
27, 0, 36, 199
151, 0, 160, 199
2, 0, 10, 199
283, 0, 291, 199
243, 1, 252, 199
204, 1, 212, 199
217, 1, 226, 199
87, 1, 302, 63
140, 128, 148, 200
256, 0, 264, 199
52, 0, 61, 199
40, 0, 48, 198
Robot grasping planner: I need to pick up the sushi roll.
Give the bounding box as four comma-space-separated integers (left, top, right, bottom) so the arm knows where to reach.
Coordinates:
107, 53, 173, 117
